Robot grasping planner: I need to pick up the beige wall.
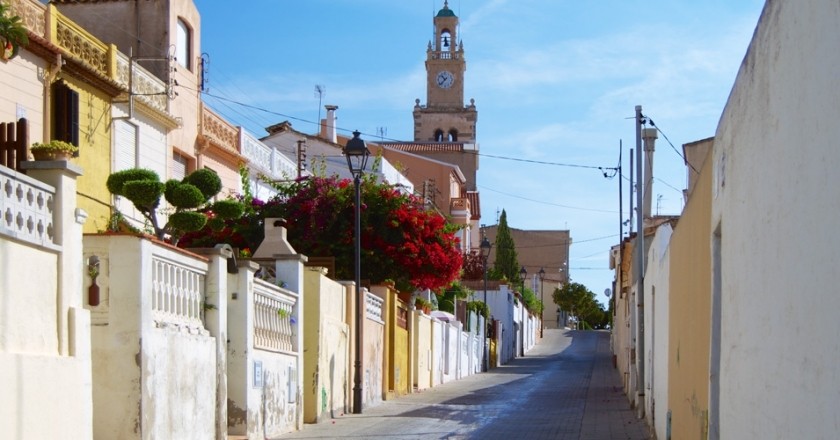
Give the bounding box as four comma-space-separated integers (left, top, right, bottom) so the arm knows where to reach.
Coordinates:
303, 267, 349, 423
667, 150, 712, 440
0, 50, 46, 143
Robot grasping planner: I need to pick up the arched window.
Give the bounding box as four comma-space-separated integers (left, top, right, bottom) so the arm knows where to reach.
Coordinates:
447, 129, 458, 142
434, 129, 444, 142
176, 18, 192, 70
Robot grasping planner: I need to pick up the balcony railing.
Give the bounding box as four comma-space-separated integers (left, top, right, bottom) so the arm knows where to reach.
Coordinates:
115, 52, 169, 114
54, 8, 111, 77
201, 105, 240, 156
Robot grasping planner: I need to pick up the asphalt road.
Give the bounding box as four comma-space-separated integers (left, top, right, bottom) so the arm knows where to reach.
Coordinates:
274, 329, 649, 440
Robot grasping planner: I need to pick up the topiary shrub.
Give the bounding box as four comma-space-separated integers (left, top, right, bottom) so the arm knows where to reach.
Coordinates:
106, 167, 244, 245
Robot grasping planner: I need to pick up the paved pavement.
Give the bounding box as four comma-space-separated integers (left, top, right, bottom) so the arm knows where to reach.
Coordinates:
273, 329, 650, 440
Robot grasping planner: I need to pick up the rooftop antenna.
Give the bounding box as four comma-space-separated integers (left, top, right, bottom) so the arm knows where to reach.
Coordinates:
315, 85, 325, 132
657, 194, 663, 216
376, 127, 388, 140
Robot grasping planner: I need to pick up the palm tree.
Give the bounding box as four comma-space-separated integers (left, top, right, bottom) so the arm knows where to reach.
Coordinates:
0, 2, 29, 60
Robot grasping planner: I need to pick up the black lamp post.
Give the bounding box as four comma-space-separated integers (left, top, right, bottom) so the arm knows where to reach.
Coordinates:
479, 236, 492, 371
538, 267, 545, 337
344, 130, 370, 414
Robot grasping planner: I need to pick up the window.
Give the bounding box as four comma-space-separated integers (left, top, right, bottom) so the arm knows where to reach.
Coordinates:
114, 120, 138, 171
52, 82, 79, 150
176, 18, 192, 70
447, 129, 458, 142
434, 129, 444, 142
171, 150, 189, 180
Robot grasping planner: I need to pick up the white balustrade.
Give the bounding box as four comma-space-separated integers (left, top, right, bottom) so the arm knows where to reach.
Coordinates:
151, 254, 207, 334
366, 292, 384, 323
253, 278, 297, 353
0, 166, 56, 248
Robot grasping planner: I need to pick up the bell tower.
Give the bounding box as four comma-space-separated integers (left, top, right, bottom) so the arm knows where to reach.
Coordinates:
414, 0, 477, 143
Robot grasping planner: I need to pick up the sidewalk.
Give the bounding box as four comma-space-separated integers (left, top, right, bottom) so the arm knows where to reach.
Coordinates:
273, 330, 649, 439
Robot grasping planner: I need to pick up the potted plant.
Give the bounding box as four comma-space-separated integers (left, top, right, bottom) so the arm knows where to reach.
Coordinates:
0, 3, 28, 61
30, 140, 79, 161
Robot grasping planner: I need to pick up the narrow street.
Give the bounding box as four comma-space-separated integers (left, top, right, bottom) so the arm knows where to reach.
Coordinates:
274, 330, 649, 440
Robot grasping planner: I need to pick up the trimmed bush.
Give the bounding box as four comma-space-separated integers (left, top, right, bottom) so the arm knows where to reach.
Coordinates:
183, 168, 222, 200
107, 169, 160, 195
165, 183, 205, 209
169, 211, 208, 232
122, 180, 164, 208
212, 199, 245, 219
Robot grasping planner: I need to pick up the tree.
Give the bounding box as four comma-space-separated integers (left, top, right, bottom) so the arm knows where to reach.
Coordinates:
106, 168, 243, 245
179, 175, 463, 293
553, 282, 607, 329
493, 209, 520, 283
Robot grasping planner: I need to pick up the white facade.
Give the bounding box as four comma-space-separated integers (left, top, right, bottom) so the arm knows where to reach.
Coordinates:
643, 223, 672, 439
711, 1, 840, 438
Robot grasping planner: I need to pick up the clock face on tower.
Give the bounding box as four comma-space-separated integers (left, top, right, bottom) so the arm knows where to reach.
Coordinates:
436, 70, 454, 89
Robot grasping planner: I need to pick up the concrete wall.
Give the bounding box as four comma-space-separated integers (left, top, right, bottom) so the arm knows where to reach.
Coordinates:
303, 267, 349, 423
711, 1, 840, 437
643, 223, 672, 439
667, 151, 712, 440
84, 234, 216, 440
1, 162, 92, 439
414, 313, 433, 390
611, 241, 634, 394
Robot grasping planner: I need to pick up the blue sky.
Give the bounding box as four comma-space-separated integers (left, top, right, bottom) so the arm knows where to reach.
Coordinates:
196, 0, 765, 305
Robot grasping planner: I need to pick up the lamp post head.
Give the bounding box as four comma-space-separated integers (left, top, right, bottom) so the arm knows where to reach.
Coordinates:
344, 130, 370, 178
538, 267, 545, 281
519, 266, 527, 282
479, 236, 492, 260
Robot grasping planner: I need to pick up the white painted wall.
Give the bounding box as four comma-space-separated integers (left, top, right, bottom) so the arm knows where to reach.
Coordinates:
84, 235, 216, 440
643, 223, 672, 439
1, 163, 92, 440
711, 1, 840, 438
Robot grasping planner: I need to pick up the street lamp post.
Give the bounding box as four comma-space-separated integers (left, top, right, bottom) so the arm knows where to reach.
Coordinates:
344, 130, 370, 414
538, 267, 545, 337
480, 236, 492, 372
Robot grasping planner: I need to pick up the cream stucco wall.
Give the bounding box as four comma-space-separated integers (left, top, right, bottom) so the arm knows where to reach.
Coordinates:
711, 1, 840, 437
414, 313, 433, 390
643, 223, 672, 439
668, 150, 712, 440
0, 163, 92, 440
84, 235, 216, 440
0, 50, 46, 144
303, 267, 349, 423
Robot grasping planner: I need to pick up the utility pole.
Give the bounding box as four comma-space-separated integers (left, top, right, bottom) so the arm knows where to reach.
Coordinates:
634, 105, 646, 417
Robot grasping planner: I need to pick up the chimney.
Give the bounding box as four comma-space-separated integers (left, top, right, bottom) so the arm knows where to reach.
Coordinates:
325, 105, 338, 143
642, 127, 658, 221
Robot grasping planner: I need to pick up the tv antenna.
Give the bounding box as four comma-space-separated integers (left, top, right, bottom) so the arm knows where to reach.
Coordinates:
315, 84, 326, 130
376, 127, 388, 140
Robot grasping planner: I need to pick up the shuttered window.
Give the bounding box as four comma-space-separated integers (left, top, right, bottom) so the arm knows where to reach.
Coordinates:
114, 120, 137, 171
52, 82, 79, 149
172, 151, 188, 181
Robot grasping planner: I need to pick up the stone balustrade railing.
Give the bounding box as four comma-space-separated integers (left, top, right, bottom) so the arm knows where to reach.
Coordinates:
151, 247, 208, 335
366, 291, 384, 323
253, 278, 297, 353
0, 165, 57, 249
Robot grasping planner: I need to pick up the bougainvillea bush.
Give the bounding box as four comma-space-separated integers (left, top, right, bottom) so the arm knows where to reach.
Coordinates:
179, 175, 463, 293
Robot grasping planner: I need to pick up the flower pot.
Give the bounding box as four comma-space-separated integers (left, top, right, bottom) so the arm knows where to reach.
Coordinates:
31, 150, 73, 161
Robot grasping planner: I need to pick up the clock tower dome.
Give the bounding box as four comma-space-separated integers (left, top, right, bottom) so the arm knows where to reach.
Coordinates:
413, 0, 477, 144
